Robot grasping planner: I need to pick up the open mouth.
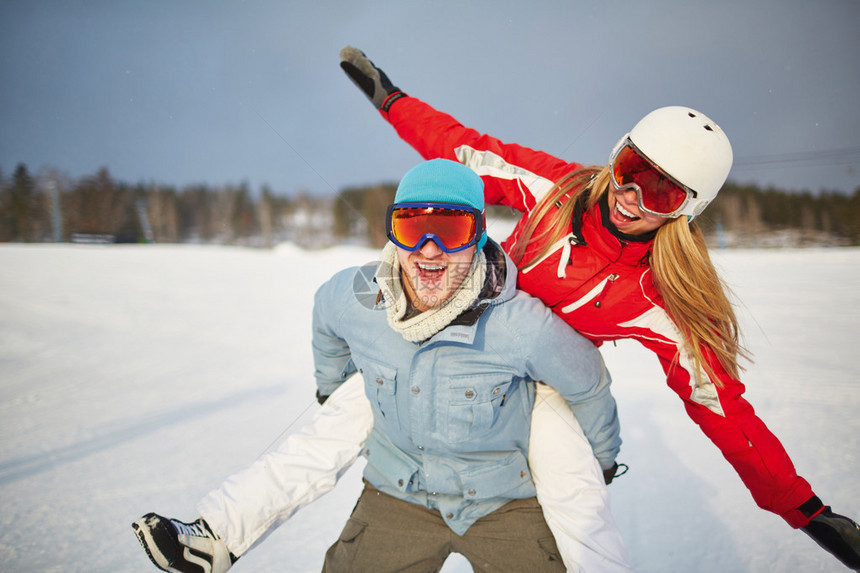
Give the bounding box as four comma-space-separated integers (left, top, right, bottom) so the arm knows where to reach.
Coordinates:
415, 261, 446, 285
614, 202, 641, 223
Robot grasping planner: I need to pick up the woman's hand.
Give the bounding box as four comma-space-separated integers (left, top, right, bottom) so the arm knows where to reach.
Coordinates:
339, 46, 407, 112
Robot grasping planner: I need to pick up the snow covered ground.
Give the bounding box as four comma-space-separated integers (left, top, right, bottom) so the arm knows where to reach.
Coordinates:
1, 234, 858, 572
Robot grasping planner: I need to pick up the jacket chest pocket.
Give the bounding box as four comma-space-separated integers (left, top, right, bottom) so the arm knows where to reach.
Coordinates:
359, 360, 400, 431
444, 374, 512, 443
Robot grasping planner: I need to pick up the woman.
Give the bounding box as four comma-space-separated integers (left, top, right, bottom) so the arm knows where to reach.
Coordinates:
338, 46, 860, 570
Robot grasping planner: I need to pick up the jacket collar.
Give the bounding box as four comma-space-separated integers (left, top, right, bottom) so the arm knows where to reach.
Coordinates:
579, 195, 653, 266
426, 241, 516, 345
447, 239, 516, 328
378, 240, 517, 345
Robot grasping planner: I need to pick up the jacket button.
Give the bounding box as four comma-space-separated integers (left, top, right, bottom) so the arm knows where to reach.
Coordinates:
446, 513, 454, 519
398, 479, 404, 487
492, 388, 500, 396
464, 390, 475, 399
411, 386, 420, 394
376, 378, 384, 385
468, 488, 476, 496
417, 445, 424, 451
364, 449, 370, 456
520, 471, 527, 479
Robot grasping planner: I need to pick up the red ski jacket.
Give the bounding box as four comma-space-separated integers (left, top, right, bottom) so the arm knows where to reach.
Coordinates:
382, 95, 816, 528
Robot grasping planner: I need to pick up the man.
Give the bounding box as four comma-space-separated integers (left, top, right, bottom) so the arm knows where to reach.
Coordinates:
133, 159, 625, 572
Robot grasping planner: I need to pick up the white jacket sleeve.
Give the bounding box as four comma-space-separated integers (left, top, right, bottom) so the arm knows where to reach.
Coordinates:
530, 383, 635, 573
196, 379, 633, 570
197, 375, 372, 556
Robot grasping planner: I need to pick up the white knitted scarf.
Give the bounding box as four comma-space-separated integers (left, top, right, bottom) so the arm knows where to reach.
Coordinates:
376, 242, 487, 343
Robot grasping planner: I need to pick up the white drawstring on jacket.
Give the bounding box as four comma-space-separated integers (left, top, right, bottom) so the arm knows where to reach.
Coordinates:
520, 233, 576, 279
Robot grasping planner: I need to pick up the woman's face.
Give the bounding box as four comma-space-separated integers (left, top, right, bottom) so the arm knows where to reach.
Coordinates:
606, 186, 671, 235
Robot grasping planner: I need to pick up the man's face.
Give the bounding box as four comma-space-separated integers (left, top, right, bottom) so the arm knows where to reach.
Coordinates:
397, 240, 477, 312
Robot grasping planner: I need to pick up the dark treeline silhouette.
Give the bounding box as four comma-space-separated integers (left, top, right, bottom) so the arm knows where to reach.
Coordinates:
1, 163, 859, 248
0, 164, 335, 248
696, 182, 860, 247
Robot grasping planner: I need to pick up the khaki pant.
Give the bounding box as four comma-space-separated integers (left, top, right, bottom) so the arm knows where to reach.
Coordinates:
322, 484, 566, 573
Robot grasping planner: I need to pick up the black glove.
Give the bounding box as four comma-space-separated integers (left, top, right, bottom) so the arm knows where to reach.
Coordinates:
602, 462, 628, 485
339, 46, 407, 112
802, 506, 860, 570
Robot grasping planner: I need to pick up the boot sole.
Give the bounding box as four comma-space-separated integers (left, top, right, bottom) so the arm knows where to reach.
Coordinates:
132, 514, 177, 572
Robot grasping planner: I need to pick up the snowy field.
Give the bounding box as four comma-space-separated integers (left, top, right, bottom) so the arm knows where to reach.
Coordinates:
1, 234, 858, 572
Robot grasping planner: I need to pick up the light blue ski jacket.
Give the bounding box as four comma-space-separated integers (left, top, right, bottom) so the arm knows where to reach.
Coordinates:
312, 242, 620, 535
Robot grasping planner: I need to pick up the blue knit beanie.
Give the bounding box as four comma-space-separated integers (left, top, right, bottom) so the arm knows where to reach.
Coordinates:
394, 159, 487, 250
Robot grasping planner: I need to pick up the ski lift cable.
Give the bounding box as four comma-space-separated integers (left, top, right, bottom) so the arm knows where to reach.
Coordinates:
734, 145, 860, 168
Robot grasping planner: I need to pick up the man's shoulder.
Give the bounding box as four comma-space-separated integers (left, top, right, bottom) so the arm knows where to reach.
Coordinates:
318, 264, 374, 294
485, 288, 553, 332
489, 288, 589, 345
493, 286, 551, 314
315, 264, 380, 313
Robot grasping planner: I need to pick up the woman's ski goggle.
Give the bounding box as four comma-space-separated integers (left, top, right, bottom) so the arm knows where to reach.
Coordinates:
386, 202, 485, 253
609, 139, 696, 218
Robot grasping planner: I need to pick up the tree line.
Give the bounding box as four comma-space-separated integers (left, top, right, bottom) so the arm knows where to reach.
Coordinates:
2, 162, 859, 248
697, 182, 860, 247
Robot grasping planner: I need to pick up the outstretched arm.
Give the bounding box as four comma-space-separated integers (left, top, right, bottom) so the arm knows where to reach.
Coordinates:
197, 374, 373, 556
632, 314, 859, 569
339, 46, 580, 213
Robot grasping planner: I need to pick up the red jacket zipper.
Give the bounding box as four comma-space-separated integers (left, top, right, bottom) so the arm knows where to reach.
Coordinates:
593, 274, 619, 308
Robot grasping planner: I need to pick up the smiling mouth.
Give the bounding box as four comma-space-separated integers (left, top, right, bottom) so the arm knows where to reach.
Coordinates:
614, 202, 640, 222
415, 261, 446, 283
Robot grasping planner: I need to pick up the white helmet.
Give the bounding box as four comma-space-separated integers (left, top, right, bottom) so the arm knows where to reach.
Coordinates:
612, 106, 733, 219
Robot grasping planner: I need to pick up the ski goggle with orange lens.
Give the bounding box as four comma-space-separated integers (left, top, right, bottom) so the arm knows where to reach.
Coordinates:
609, 139, 697, 218
386, 202, 485, 253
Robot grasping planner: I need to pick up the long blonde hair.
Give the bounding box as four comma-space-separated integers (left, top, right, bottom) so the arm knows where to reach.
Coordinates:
509, 165, 749, 387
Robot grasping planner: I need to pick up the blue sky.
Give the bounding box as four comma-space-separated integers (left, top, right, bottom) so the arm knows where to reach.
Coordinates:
1, 0, 858, 196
